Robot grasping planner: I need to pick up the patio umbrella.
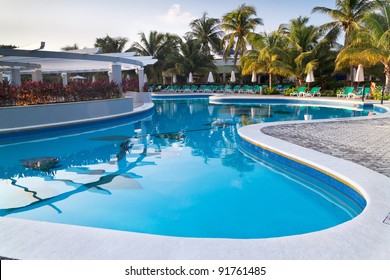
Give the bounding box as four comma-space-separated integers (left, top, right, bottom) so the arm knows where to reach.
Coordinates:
305, 70, 315, 90
251, 71, 257, 83
69, 75, 87, 80
126, 74, 130, 80
355, 64, 365, 101
92, 75, 96, 83
355, 64, 364, 84
207, 71, 214, 83
172, 74, 177, 84
188, 72, 193, 83
144, 73, 148, 84
230, 71, 236, 83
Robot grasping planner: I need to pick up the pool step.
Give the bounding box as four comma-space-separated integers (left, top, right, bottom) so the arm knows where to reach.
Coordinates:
384, 212, 390, 225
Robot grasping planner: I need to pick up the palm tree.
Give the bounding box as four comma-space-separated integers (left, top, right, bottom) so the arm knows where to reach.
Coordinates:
94, 35, 128, 53
128, 31, 181, 83
0, 44, 17, 49
240, 31, 292, 88
164, 37, 216, 81
312, 0, 376, 46
61, 43, 79, 51
221, 4, 263, 68
186, 12, 223, 54
336, 0, 390, 94
279, 17, 323, 85
128, 31, 170, 57
312, 0, 376, 81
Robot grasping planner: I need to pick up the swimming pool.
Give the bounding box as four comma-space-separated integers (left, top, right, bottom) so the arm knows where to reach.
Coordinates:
0, 98, 370, 238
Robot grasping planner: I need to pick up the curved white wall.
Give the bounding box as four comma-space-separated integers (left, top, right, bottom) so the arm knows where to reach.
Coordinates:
0, 98, 133, 132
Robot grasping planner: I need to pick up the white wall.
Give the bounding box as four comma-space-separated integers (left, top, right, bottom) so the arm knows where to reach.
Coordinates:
0, 98, 133, 132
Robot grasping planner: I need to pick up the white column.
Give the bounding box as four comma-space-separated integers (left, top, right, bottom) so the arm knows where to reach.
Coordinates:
32, 69, 43, 82
138, 67, 144, 92
111, 63, 122, 94
61, 73, 68, 87
10, 67, 21, 86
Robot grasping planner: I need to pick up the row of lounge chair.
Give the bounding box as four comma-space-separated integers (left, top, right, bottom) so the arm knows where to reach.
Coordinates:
157, 84, 271, 94
290, 86, 321, 97
336, 87, 371, 99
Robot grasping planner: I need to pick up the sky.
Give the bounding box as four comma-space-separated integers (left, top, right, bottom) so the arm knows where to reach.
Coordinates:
0, 0, 336, 51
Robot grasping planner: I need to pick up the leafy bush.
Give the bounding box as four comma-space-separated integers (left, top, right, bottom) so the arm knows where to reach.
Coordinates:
122, 77, 140, 92
285, 87, 297, 96
0, 80, 121, 107
322, 89, 336, 97
372, 90, 390, 100
263, 87, 278, 95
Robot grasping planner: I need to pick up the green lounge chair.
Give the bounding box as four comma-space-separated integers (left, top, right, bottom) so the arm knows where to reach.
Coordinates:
222, 85, 233, 93
336, 87, 354, 98
280, 85, 291, 94
218, 85, 228, 93
351, 87, 370, 99
253, 85, 262, 94
302, 86, 321, 97
239, 85, 252, 94
232, 85, 241, 93
197, 85, 207, 92
290, 86, 307, 96
190, 85, 198, 92
182, 85, 191, 92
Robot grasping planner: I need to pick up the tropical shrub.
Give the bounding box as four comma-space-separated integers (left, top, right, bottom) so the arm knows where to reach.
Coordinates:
372, 90, 390, 101
263, 87, 278, 95
0, 80, 120, 107
122, 77, 140, 92
285, 87, 297, 96
322, 89, 336, 97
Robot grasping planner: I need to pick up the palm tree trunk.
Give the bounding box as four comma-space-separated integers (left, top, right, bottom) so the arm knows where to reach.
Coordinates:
385, 63, 390, 95
350, 65, 354, 86
269, 73, 272, 88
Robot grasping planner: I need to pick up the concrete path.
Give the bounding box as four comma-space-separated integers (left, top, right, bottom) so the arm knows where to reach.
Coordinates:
261, 117, 390, 177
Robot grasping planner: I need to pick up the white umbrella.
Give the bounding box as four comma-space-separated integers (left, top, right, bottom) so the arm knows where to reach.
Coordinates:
305, 70, 315, 90
188, 72, 193, 83
144, 73, 148, 84
251, 71, 257, 83
172, 74, 177, 84
92, 75, 96, 83
207, 71, 214, 83
355, 64, 364, 83
355, 64, 365, 101
126, 74, 130, 80
69, 75, 87, 80
230, 70, 236, 83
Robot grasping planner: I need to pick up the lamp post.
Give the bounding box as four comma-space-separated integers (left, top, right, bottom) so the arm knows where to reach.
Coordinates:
381, 86, 385, 105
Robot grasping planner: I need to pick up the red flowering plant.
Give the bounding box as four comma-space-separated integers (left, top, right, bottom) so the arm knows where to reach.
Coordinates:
0, 80, 121, 107
0, 80, 17, 106
122, 77, 140, 92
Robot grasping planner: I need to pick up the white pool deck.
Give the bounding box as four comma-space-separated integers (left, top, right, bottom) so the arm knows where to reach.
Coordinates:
0, 96, 390, 260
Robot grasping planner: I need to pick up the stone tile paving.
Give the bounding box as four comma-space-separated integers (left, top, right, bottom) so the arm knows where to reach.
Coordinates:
261, 118, 390, 177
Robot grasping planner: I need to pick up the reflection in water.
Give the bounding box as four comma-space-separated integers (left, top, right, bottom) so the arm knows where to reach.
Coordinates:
0, 99, 369, 220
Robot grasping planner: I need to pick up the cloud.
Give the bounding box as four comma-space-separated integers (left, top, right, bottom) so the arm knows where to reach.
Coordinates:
158, 4, 196, 25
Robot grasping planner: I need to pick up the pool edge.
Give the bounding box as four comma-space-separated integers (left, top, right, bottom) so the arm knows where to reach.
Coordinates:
1, 100, 390, 260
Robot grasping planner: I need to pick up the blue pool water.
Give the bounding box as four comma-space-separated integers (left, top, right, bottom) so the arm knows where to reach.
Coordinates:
0, 99, 369, 238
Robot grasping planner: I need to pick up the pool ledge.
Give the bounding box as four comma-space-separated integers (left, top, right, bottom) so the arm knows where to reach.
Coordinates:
1, 106, 390, 260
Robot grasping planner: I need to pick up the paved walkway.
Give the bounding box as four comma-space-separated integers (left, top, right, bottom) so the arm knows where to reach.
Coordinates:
262, 117, 390, 177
